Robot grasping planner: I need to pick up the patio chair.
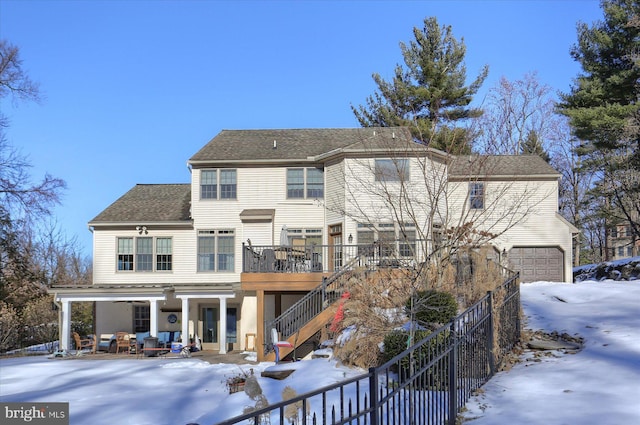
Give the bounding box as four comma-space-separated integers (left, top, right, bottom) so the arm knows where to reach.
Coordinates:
72, 332, 96, 355
115, 332, 134, 354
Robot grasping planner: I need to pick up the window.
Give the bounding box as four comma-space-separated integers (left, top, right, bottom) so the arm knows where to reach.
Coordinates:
399, 223, 417, 257
220, 170, 237, 199
356, 222, 417, 258
200, 169, 236, 200
117, 238, 134, 271
617, 246, 624, 257
285, 228, 323, 247
375, 159, 409, 182
287, 167, 324, 199
378, 223, 395, 257
117, 237, 172, 272
217, 230, 235, 271
306, 168, 324, 198
134, 305, 150, 333
357, 224, 375, 256
627, 246, 634, 257
198, 231, 215, 271
136, 237, 153, 271
287, 169, 304, 198
469, 182, 485, 209
198, 230, 235, 272
201, 170, 217, 199
156, 238, 172, 271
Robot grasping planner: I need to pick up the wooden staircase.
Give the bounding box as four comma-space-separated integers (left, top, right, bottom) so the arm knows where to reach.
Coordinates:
264, 256, 361, 361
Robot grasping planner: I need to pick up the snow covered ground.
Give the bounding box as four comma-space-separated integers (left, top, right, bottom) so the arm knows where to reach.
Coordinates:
462, 280, 640, 424
1, 278, 639, 425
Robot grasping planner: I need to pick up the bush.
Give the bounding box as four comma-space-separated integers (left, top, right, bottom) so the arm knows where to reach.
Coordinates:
382, 328, 451, 390
382, 329, 430, 364
407, 290, 458, 325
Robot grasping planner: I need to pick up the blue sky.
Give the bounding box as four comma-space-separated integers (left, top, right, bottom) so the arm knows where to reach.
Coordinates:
1, 0, 603, 257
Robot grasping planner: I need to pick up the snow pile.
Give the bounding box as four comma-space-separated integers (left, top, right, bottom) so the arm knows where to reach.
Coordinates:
573, 256, 640, 282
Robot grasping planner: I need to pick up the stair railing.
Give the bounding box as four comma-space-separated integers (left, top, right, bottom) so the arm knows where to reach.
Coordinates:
264, 255, 363, 355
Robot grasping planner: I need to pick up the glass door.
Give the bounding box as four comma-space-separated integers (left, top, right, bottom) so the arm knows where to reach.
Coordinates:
329, 224, 343, 271
226, 308, 237, 351
199, 306, 218, 350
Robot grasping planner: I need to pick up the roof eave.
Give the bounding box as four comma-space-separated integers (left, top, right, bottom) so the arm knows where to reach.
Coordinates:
88, 220, 193, 228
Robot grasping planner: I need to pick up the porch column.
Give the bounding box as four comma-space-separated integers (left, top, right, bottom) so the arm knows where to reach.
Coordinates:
219, 297, 227, 354
181, 297, 190, 346
150, 299, 158, 337
256, 290, 265, 361
61, 300, 71, 352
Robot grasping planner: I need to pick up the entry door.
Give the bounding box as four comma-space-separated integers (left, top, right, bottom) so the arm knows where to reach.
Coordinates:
226, 308, 238, 352
199, 306, 218, 351
329, 224, 343, 271
198, 306, 239, 351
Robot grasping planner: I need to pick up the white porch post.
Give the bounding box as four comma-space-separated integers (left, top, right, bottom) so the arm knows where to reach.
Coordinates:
61, 300, 71, 352
219, 297, 227, 354
181, 297, 189, 346
150, 299, 158, 337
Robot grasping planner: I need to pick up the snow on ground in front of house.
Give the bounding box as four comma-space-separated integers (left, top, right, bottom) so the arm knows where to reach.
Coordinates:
2, 279, 640, 425
461, 280, 640, 425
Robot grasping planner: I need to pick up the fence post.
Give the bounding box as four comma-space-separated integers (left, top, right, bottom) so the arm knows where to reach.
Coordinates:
486, 291, 496, 376
515, 274, 521, 341
448, 322, 458, 425
368, 368, 378, 425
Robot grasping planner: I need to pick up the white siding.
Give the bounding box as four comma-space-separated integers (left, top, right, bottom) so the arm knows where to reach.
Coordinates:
447, 178, 574, 282
93, 229, 201, 285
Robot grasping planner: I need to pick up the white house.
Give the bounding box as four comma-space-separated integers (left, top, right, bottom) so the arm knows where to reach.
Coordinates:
52, 127, 577, 358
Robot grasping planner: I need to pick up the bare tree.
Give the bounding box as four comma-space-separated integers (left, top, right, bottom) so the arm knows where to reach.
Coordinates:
0, 40, 64, 222
325, 129, 554, 367
551, 119, 597, 265
327, 130, 551, 288
474, 72, 558, 158
0, 139, 66, 222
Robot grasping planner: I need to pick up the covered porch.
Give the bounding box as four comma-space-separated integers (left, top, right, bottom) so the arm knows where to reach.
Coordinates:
52, 284, 239, 355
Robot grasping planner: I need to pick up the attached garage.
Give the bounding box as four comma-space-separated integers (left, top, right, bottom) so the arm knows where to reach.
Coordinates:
509, 247, 564, 283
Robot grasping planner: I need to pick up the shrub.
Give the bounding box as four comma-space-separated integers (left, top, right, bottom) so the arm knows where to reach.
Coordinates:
407, 290, 458, 325
382, 329, 430, 364
381, 328, 451, 390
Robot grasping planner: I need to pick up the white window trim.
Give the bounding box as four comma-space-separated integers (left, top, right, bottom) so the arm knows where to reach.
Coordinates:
116, 236, 173, 273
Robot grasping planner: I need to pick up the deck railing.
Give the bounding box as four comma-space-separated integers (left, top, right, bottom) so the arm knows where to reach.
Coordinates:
243, 242, 427, 274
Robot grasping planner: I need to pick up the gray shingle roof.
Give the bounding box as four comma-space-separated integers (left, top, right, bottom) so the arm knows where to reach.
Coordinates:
89, 184, 191, 224
448, 155, 560, 178
188, 127, 415, 164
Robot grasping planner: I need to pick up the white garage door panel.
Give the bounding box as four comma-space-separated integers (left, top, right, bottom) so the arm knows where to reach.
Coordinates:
509, 247, 563, 283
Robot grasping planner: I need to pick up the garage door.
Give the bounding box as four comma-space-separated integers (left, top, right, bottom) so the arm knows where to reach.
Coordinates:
509, 247, 564, 282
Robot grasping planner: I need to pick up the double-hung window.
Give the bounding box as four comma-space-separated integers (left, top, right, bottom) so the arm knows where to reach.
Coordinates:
116, 236, 172, 272
156, 238, 172, 271
134, 305, 150, 332
398, 223, 417, 257
469, 182, 485, 210
201, 169, 237, 200
375, 159, 409, 182
287, 167, 324, 199
378, 223, 396, 257
136, 237, 153, 271
117, 238, 134, 271
197, 230, 235, 272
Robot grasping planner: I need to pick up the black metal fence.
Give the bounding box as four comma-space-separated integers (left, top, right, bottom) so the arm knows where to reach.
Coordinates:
211, 272, 520, 425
